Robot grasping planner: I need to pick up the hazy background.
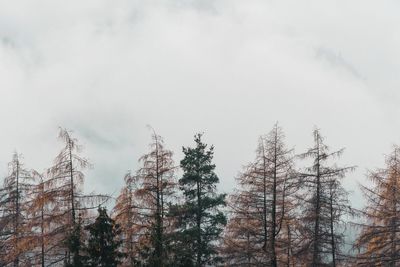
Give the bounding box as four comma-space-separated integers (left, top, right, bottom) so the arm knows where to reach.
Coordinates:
1, 0, 400, 208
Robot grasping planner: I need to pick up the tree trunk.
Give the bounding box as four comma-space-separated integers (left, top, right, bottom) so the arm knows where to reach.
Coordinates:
196, 177, 202, 267
262, 146, 268, 255
68, 140, 76, 225
128, 188, 134, 267
68, 139, 75, 264
312, 137, 321, 267
390, 154, 397, 267
41, 197, 45, 267
329, 183, 336, 267
271, 131, 278, 267
155, 140, 163, 267
14, 159, 20, 267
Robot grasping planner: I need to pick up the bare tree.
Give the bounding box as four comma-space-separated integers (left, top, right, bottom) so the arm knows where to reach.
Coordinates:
221, 124, 298, 266
298, 129, 354, 266
113, 173, 141, 266
0, 153, 35, 267
115, 131, 176, 266
355, 146, 400, 266
221, 191, 265, 266
43, 127, 108, 265
136, 131, 176, 266
27, 170, 63, 267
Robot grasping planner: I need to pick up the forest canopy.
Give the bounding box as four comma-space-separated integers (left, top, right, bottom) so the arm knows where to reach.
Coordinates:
0, 126, 398, 266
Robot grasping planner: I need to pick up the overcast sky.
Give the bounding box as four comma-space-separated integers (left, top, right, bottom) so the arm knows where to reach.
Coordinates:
0, 0, 399, 208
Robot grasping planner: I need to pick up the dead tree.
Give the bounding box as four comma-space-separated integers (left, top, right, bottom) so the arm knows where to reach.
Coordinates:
298, 129, 354, 266
0, 153, 35, 267
221, 124, 298, 266
115, 131, 176, 266
27, 170, 63, 267
221, 190, 266, 266
113, 173, 141, 266
44, 127, 108, 265
355, 146, 400, 266
136, 131, 176, 266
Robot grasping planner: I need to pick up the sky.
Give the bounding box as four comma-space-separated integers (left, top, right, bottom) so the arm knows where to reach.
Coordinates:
0, 0, 400, 208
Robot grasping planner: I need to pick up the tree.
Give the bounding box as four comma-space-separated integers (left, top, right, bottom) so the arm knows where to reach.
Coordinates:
113, 131, 176, 266
85, 207, 124, 267
44, 127, 108, 264
355, 146, 400, 266
221, 124, 299, 266
27, 170, 54, 267
174, 133, 226, 267
220, 192, 264, 266
113, 173, 140, 266
298, 129, 354, 266
135, 131, 177, 266
65, 214, 86, 267
0, 153, 34, 267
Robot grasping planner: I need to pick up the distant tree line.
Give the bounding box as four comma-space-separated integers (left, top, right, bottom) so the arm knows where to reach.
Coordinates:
0, 125, 399, 266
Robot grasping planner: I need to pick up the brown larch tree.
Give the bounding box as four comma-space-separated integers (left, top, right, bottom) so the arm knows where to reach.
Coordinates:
355, 146, 400, 266
221, 124, 298, 266
0, 153, 35, 267
221, 191, 265, 266
113, 173, 141, 266
130, 131, 176, 266
298, 129, 354, 267
44, 127, 108, 265
27, 170, 63, 267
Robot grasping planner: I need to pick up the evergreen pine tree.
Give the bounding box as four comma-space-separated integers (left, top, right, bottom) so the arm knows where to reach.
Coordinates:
85, 207, 124, 267
65, 214, 86, 267
174, 133, 226, 267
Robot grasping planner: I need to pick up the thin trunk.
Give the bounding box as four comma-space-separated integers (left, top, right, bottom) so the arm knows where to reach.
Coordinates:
196, 178, 202, 267
39, 177, 45, 267
312, 136, 321, 267
68, 140, 76, 225
14, 159, 20, 267
329, 184, 336, 267
286, 223, 291, 267
41, 203, 45, 267
155, 139, 163, 267
390, 154, 397, 267
262, 144, 268, 254
271, 130, 278, 267
68, 139, 75, 264
128, 187, 134, 266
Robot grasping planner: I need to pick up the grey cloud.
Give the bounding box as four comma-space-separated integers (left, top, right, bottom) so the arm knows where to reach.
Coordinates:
0, 0, 399, 209
315, 46, 363, 79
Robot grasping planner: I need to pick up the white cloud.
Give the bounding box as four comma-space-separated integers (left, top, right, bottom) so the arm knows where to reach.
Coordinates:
0, 0, 399, 208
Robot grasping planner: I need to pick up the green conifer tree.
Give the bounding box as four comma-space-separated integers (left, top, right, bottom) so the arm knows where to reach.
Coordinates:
174, 133, 226, 267
65, 214, 86, 267
85, 207, 124, 267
